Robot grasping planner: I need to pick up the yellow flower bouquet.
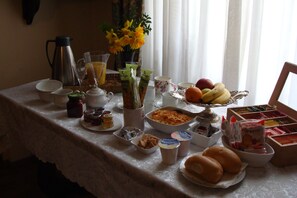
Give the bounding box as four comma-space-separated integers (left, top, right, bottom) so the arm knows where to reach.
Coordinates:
102, 13, 152, 54
106, 20, 143, 54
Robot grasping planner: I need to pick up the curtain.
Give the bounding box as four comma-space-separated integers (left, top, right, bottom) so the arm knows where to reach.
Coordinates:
142, 0, 297, 106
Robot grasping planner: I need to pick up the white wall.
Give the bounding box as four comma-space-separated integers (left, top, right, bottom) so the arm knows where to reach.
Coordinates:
0, 0, 112, 90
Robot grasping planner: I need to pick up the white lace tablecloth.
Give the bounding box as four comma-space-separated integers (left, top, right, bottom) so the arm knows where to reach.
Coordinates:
0, 81, 297, 198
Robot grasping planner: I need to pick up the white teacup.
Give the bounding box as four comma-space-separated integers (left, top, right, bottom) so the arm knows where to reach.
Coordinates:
162, 92, 178, 107
178, 82, 195, 90
154, 76, 177, 98
36, 79, 63, 102
51, 88, 73, 108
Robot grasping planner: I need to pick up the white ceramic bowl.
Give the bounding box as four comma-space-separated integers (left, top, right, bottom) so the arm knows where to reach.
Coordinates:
113, 127, 144, 145
131, 134, 160, 154
51, 88, 73, 108
145, 106, 196, 134
36, 79, 63, 102
187, 123, 222, 148
222, 136, 275, 167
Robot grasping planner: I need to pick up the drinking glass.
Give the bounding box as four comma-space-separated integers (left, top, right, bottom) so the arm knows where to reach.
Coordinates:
75, 60, 87, 87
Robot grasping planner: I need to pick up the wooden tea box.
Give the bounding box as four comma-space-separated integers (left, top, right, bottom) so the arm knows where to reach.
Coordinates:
266, 132, 297, 167
227, 62, 297, 167
100, 69, 121, 93
65, 69, 122, 93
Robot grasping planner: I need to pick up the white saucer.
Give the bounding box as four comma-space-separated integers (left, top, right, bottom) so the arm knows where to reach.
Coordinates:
80, 116, 122, 132
154, 100, 186, 108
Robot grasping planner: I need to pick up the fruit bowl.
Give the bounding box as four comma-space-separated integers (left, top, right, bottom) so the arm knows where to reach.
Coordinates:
171, 90, 249, 107
170, 90, 249, 122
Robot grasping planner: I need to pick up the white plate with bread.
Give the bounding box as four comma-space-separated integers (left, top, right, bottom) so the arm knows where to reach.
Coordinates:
179, 146, 247, 188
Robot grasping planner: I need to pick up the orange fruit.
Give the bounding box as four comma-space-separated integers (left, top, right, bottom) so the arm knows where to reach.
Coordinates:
185, 87, 203, 103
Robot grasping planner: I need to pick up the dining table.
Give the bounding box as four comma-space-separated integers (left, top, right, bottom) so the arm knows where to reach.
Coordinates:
0, 80, 297, 198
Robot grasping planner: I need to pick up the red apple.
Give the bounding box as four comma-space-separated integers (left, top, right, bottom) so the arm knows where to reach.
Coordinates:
195, 78, 214, 90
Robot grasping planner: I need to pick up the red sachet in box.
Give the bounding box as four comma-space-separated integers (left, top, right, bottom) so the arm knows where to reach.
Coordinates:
265, 127, 286, 137
239, 120, 266, 153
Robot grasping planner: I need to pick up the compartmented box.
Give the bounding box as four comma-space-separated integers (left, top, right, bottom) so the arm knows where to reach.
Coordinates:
266, 132, 297, 166
100, 69, 121, 93
227, 62, 297, 167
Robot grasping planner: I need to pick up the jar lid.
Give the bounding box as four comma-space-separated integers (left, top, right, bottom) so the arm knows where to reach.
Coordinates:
68, 92, 84, 100
171, 131, 192, 141
103, 113, 113, 118
159, 138, 180, 149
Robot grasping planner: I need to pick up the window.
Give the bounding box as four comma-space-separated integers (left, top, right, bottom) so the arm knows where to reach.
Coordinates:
142, 0, 297, 105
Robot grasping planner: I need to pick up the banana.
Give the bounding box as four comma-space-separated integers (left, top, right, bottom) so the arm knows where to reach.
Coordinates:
201, 88, 211, 94
201, 83, 225, 103
211, 88, 231, 104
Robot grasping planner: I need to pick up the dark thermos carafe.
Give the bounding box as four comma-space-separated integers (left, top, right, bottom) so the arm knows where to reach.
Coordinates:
46, 36, 78, 86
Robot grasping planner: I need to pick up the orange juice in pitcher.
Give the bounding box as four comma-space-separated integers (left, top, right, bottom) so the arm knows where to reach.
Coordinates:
83, 51, 110, 86
85, 62, 106, 86
92, 61, 107, 85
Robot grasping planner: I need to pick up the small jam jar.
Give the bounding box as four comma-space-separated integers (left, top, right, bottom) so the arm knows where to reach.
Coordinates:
67, 93, 84, 118
102, 112, 113, 129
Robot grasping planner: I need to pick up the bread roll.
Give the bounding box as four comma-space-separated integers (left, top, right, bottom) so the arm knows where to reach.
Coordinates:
202, 146, 242, 174
185, 154, 223, 183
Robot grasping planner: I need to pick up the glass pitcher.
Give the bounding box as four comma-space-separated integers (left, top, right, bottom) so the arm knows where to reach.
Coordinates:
81, 51, 110, 87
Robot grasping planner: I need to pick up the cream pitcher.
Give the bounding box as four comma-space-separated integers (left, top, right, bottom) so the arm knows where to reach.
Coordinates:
46, 36, 79, 86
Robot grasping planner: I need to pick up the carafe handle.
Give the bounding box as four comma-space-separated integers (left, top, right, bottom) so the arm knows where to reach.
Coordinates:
46, 39, 56, 68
